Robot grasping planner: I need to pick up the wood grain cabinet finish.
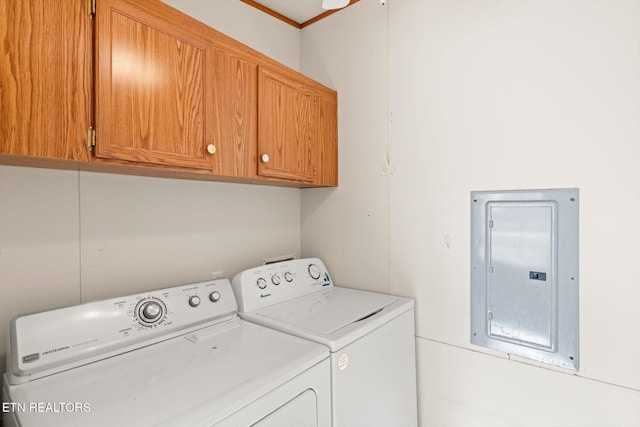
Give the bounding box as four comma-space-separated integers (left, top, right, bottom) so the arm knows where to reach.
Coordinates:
1, 0, 337, 187
315, 93, 338, 187
95, 0, 215, 170
0, 0, 92, 162
258, 67, 316, 182
211, 48, 258, 179
258, 67, 338, 186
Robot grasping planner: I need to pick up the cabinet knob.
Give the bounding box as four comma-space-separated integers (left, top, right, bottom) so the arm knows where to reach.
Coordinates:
261, 153, 270, 163
207, 144, 216, 155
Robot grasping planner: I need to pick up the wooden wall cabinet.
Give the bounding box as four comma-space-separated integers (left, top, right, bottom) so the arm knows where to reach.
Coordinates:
94, 0, 216, 171
258, 67, 317, 183
257, 67, 338, 186
0, 0, 92, 163
211, 49, 259, 180
1, 0, 338, 188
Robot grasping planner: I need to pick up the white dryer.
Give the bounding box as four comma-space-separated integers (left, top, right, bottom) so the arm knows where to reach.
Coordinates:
2, 279, 331, 427
232, 258, 418, 427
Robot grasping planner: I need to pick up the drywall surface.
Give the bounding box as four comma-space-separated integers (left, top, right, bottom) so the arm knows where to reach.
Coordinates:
301, 0, 390, 294
301, 0, 640, 424
389, 0, 640, 391
164, 0, 300, 70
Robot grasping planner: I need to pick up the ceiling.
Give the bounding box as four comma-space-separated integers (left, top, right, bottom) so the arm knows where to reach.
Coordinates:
242, 0, 358, 28
252, 0, 327, 23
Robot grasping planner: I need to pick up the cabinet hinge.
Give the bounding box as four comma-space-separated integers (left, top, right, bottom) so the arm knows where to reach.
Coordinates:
88, 0, 96, 19
87, 127, 96, 151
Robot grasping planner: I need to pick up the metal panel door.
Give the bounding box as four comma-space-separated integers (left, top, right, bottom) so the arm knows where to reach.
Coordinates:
488, 203, 556, 350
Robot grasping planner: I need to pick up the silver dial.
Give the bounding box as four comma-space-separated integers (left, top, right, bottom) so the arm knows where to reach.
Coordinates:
189, 295, 201, 307
142, 302, 162, 321
136, 298, 166, 326
209, 291, 221, 302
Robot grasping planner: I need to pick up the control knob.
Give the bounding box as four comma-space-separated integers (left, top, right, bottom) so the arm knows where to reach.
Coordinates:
209, 291, 221, 302
141, 301, 162, 322
271, 275, 281, 285
136, 298, 166, 326
284, 271, 294, 282
257, 278, 268, 289
308, 263, 322, 280
189, 295, 201, 307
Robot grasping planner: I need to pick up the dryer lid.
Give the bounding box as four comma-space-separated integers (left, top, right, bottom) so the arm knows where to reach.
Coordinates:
255, 287, 398, 335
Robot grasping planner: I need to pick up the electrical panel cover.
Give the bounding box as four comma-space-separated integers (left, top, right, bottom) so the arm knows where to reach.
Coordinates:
470, 188, 579, 370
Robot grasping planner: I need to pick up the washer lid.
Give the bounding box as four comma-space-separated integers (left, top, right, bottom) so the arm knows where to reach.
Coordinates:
4, 318, 328, 427
254, 287, 399, 335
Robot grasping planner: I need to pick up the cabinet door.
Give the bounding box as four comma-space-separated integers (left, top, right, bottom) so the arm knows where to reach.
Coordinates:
258, 67, 316, 182
0, 0, 91, 161
211, 49, 258, 178
95, 0, 215, 170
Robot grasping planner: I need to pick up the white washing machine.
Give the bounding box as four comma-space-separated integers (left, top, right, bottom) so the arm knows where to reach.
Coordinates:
231, 258, 418, 427
2, 279, 331, 427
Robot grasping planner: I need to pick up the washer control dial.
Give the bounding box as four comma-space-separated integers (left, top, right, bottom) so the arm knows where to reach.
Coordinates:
189, 295, 201, 307
136, 298, 166, 326
284, 271, 293, 282
209, 291, 221, 302
142, 302, 162, 320
257, 278, 268, 289
308, 263, 322, 280
271, 275, 281, 285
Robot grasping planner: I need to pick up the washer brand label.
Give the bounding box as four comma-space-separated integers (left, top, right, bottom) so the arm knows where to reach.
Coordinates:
22, 353, 40, 363
338, 353, 349, 371
260, 293, 271, 298
42, 345, 70, 356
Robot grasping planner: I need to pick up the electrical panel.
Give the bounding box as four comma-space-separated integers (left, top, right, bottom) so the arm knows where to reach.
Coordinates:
470, 188, 579, 370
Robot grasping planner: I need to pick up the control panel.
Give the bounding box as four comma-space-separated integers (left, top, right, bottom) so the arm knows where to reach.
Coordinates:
231, 258, 333, 313
9, 279, 236, 383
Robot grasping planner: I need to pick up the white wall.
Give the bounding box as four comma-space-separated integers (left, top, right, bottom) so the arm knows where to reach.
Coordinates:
0, 0, 300, 378
163, 0, 300, 70
300, 0, 390, 294
301, 0, 640, 425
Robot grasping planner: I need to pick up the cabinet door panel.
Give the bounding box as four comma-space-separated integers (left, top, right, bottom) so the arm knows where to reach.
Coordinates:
258, 67, 316, 182
0, 0, 91, 161
96, 0, 213, 170
211, 49, 258, 178
315, 94, 338, 186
